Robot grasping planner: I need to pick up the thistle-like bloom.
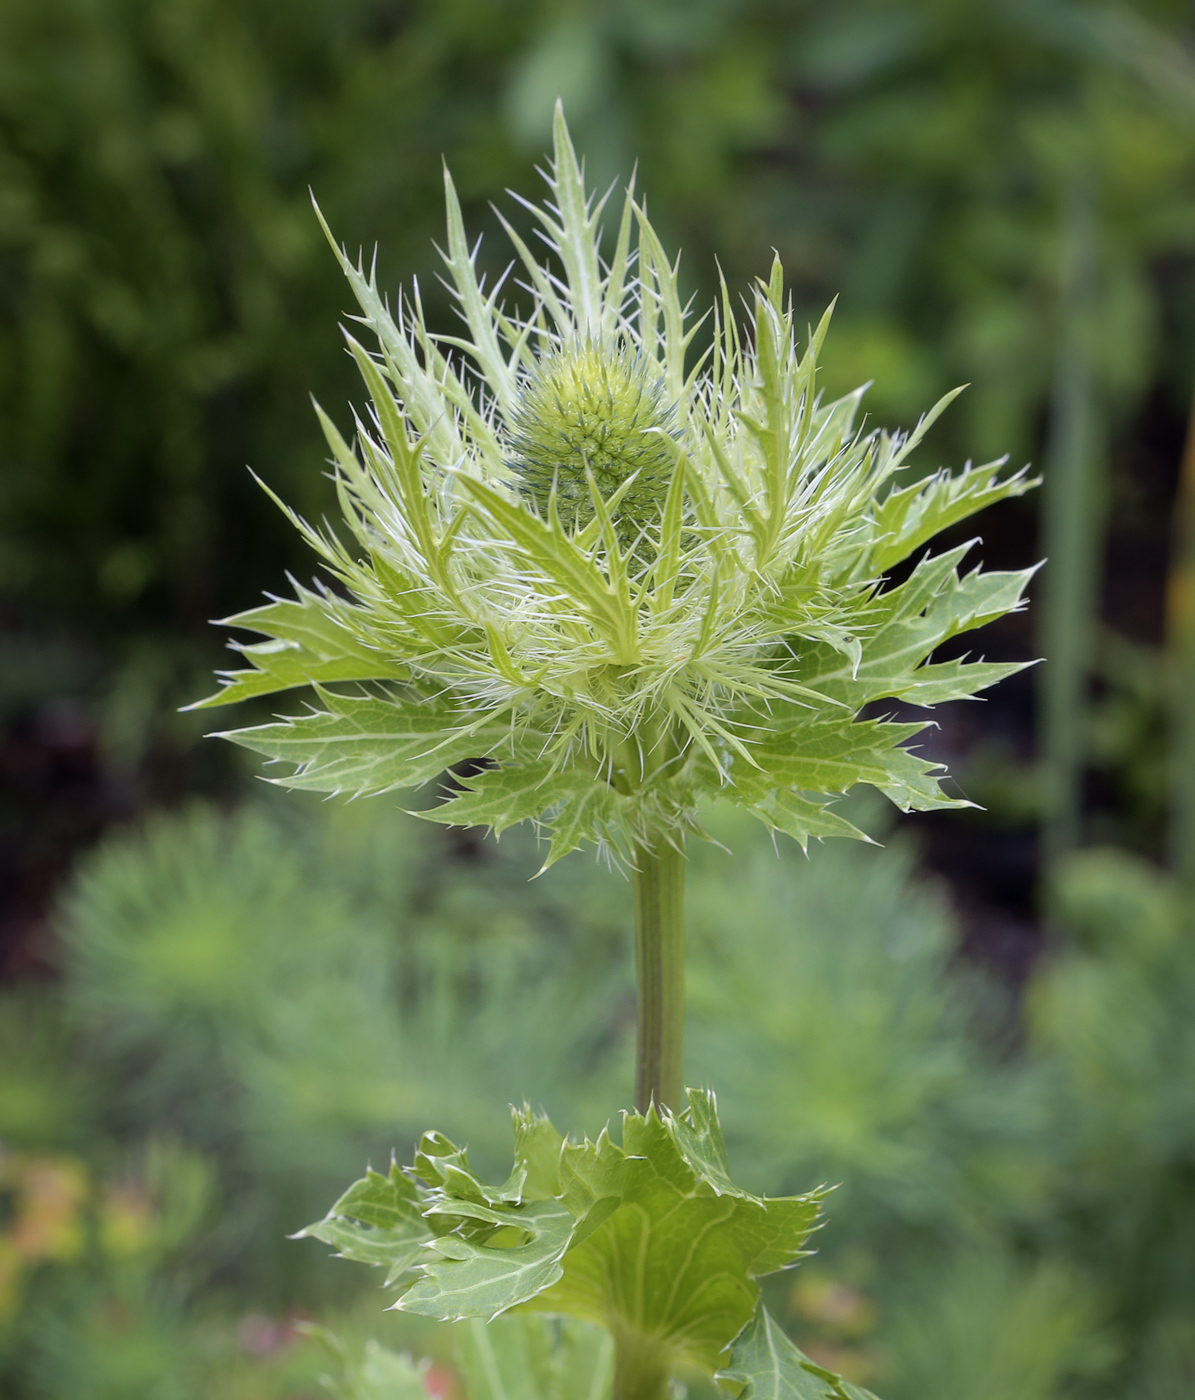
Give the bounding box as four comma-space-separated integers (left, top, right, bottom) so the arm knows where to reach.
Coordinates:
195, 105, 1034, 866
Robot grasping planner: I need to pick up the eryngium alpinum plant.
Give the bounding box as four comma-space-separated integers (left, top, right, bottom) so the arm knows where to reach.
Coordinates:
197, 105, 1034, 1400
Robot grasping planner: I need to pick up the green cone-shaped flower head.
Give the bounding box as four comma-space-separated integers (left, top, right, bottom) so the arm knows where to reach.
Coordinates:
508, 339, 675, 534
194, 103, 1036, 866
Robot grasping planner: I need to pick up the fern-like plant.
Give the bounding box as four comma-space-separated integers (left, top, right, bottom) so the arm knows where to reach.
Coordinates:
195, 104, 1033, 1400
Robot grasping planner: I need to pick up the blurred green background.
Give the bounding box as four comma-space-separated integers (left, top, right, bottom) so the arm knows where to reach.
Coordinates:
3, 0, 1195, 1396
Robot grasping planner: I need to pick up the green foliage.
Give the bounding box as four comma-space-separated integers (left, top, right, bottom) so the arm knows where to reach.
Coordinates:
301, 1091, 827, 1392
1025, 847, 1195, 1391
0, 0, 534, 631
683, 817, 1001, 1219
720, 1304, 878, 1400
1031, 845, 1195, 1205
779, 1, 1195, 461
59, 799, 630, 1198
0, 1138, 220, 1400
0, 996, 95, 1151
880, 1252, 1107, 1400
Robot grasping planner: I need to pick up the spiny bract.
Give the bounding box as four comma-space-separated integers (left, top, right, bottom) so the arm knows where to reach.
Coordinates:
194, 103, 1036, 867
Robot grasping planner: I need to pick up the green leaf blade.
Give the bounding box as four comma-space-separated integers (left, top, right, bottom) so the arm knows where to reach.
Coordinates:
719, 1305, 881, 1400
190, 589, 411, 709
215, 689, 516, 797
399, 1200, 577, 1323
295, 1163, 432, 1285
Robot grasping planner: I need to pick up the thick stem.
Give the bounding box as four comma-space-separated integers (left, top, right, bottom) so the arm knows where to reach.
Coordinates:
632, 831, 685, 1114
614, 1328, 671, 1400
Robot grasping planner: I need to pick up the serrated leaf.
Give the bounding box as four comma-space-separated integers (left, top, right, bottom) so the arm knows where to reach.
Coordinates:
295, 1162, 432, 1285
541, 782, 634, 867
898, 656, 1033, 706
454, 472, 635, 653
864, 460, 1035, 578
753, 720, 924, 792
202, 650, 408, 709
532, 1099, 824, 1378
509, 1107, 566, 1203
419, 762, 634, 866
557, 1128, 630, 1222
309, 1094, 826, 1389
415, 1130, 513, 1207
736, 788, 871, 850
399, 1199, 576, 1322
719, 1305, 882, 1400
190, 587, 410, 709
796, 554, 1035, 711
749, 720, 969, 815
669, 1086, 741, 1197
420, 761, 577, 835
216, 689, 516, 797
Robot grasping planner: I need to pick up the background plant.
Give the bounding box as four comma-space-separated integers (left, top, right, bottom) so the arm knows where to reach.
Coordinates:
181, 102, 1043, 1400
3, 2, 1195, 1397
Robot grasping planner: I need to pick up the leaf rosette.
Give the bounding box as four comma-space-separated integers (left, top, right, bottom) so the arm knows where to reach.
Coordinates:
192, 104, 1035, 864
298, 1090, 868, 1399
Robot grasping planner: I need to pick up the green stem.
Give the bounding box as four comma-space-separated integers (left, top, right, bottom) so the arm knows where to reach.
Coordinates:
632, 830, 686, 1114
614, 1327, 671, 1400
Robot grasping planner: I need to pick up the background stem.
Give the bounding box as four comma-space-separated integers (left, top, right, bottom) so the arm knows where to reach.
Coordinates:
632, 832, 685, 1113
1038, 165, 1105, 879
1166, 378, 1195, 888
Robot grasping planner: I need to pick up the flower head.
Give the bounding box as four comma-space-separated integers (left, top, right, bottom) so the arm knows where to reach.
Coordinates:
195, 104, 1036, 866
508, 339, 675, 535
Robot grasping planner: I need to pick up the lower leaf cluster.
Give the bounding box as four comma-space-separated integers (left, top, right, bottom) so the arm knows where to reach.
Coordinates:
297, 1090, 875, 1397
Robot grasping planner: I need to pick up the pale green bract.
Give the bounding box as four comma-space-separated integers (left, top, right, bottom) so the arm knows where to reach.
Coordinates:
193, 102, 1034, 862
